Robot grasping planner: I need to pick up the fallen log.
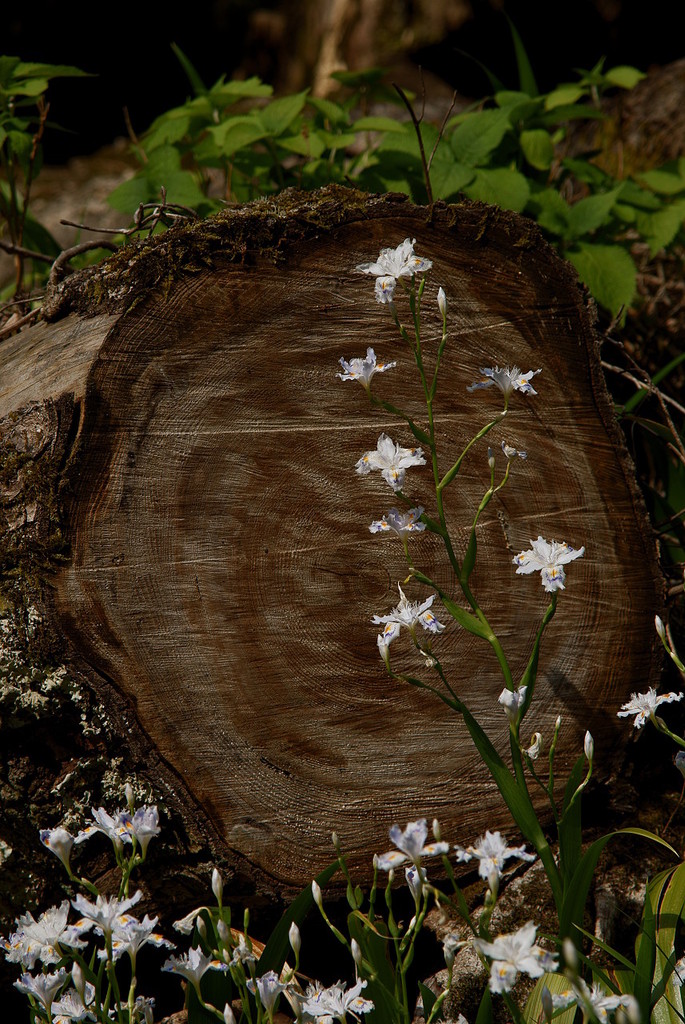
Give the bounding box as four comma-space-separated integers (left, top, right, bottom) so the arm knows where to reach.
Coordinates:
0, 185, 662, 900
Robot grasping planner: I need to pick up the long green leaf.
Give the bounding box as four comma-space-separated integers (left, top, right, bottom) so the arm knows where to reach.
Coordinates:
524, 971, 576, 1024
557, 755, 585, 886
559, 829, 678, 941
170, 42, 208, 96
505, 15, 538, 96
347, 912, 401, 1023
622, 351, 685, 414
258, 860, 339, 975
410, 571, 490, 640
649, 862, 685, 1023
634, 876, 658, 1017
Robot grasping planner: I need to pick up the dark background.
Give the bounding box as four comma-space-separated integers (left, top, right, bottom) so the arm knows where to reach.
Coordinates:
5, 0, 685, 164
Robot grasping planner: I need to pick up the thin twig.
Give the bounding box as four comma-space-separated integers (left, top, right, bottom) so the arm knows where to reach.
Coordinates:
122, 106, 147, 164
600, 360, 685, 419
0, 306, 41, 341
661, 777, 685, 839
393, 83, 433, 206
0, 239, 54, 263
427, 91, 458, 175
60, 198, 198, 240
47, 240, 119, 290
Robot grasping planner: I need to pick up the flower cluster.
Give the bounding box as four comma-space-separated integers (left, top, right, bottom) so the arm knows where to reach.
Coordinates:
4, 792, 165, 1024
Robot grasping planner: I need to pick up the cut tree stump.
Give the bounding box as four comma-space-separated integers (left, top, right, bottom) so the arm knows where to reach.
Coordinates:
0, 185, 662, 897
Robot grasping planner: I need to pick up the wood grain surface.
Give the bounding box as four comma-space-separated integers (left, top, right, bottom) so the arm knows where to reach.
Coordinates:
0, 188, 662, 892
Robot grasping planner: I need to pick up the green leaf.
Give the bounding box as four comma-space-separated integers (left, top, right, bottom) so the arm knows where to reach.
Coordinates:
211, 77, 272, 102
259, 860, 339, 975
277, 131, 326, 158
257, 90, 309, 136
562, 157, 611, 187
450, 109, 511, 167
636, 199, 685, 255
330, 67, 387, 88
314, 128, 356, 149
21, 212, 61, 258
475, 983, 493, 1024
463, 167, 530, 212
528, 188, 571, 236
14, 60, 91, 81
154, 170, 207, 209
648, 862, 685, 1022
170, 42, 207, 96
524, 972, 577, 1024
6, 129, 32, 170
494, 91, 542, 123
144, 114, 193, 151
544, 83, 586, 109
107, 174, 157, 212
351, 115, 405, 132
519, 128, 554, 170
538, 104, 605, 126
638, 168, 685, 195
565, 184, 625, 236
614, 178, 663, 209
347, 913, 402, 1023
634, 876, 658, 1018
559, 828, 678, 941
210, 116, 267, 156
566, 241, 636, 315
558, 755, 585, 886
429, 158, 475, 201
0, 56, 21, 88
6, 77, 49, 98
419, 982, 439, 1022
505, 15, 538, 96
307, 95, 350, 126
604, 65, 646, 89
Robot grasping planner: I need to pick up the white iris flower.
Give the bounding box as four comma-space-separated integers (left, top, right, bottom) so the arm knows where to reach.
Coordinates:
373, 584, 445, 651
468, 365, 541, 398
356, 433, 426, 492
473, 922, 556, 994
376, 818, 449, 871
617, 687, 685, 729
369, 506, 425, 537
454, 831, 535, 880
337, 347, 396, 389
356, 238, 432, 305
513, 535, 585, 592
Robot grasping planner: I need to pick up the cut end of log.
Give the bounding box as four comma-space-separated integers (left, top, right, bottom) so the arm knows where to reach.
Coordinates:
0, 187, 662, 895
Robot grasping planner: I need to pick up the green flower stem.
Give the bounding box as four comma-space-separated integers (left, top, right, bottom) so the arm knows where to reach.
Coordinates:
105, 946, 125, 1024
652, 715, 685, 748
75, 874, 101, 898
367, 392, 430, 445
412, 567, 514, 689
437, 414, 505, 494
429, 317, 449, 402
522, 752, 561, 821
425, 662, 563, 913
565, 761, 594, 816
439, 853, 478, 935
502, 989, 526, 1024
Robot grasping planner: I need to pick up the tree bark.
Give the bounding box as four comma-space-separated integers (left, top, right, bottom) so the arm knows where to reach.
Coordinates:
0, 185, 662, 901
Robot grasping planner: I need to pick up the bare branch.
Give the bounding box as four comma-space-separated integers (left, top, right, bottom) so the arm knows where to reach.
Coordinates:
392, 83, 433, 207
0, 239, 54, 263
47, 240, 119, 291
